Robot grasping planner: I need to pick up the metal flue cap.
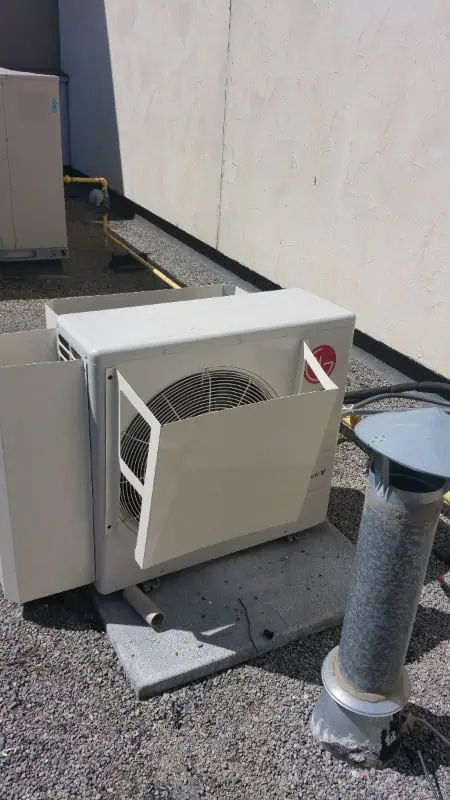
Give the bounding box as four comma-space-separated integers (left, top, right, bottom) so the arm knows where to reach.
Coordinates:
355, 407, 450, 478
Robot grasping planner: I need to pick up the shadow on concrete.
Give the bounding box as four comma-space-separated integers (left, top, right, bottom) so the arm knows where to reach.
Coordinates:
253, 593, 450, 683
328, 485, 365, 546
22, 579, 449, 672
253, 625, 341, 687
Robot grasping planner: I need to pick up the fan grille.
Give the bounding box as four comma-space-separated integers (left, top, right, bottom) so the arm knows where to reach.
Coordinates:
120, 368, 275, 526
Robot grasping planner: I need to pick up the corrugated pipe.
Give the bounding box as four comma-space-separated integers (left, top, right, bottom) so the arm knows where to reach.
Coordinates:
344, 381, 450, 404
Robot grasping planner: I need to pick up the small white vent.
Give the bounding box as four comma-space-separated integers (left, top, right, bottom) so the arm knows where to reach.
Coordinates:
120, 368, 275, 525
57, 335, 81, 362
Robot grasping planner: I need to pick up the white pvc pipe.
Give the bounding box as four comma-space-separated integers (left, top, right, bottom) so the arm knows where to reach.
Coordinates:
122, 585, 165, 627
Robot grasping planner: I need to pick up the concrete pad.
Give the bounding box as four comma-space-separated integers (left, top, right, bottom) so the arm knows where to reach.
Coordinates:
93, 522, 354, 699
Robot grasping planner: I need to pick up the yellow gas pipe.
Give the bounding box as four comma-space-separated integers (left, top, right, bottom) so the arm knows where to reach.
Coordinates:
63, 175, 180, 290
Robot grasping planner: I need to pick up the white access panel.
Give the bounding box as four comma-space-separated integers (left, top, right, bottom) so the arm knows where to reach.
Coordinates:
0, 68, 67, 254
0, 331, 93, 603
0, 328, 57, 367
45, 284, 239, 328
118, 344, 337, 571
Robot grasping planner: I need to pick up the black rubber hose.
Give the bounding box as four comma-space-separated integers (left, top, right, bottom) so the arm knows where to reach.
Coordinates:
344, 381, 450, 404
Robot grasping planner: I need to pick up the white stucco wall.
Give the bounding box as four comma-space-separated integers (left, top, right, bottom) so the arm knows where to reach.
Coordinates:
60, 1, 450, 376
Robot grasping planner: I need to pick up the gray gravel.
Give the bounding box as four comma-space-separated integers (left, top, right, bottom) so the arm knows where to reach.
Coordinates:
109, 215, 258, 292
0, 197, 449, 799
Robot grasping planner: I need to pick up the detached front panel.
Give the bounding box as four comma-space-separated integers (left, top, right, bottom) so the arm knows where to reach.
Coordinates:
0, 353, 93, 603
94, 326, 350, 594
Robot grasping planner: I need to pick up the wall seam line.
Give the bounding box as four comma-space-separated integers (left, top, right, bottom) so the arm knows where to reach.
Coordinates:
216, 0, 233, 251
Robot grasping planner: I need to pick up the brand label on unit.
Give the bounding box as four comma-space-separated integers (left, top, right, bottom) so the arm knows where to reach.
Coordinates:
304, 344, 337, 384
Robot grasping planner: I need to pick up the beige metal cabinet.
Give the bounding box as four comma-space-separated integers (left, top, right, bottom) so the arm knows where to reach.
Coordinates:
0, 68, 67, 261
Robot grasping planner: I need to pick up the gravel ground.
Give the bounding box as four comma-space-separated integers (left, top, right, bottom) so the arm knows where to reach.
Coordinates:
0, 195, 449, 799
108, 216, 257, 292
0, 187, 164, 335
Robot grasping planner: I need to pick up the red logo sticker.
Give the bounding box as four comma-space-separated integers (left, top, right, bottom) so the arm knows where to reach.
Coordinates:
304, 344, 337, 384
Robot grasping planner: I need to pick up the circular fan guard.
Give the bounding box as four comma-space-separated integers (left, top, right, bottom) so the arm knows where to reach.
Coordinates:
120, 368, 275, 526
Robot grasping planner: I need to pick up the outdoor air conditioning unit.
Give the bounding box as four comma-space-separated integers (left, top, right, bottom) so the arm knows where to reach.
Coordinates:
0, 285, 354, 604
0, 68, 68, 263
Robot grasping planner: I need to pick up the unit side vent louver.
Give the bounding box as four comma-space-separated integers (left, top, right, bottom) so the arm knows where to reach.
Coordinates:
57, 335, 81, 361
120, 368, 275, 525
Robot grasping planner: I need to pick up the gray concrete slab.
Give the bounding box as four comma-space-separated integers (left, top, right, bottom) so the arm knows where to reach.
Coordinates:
94, 521, 354, 699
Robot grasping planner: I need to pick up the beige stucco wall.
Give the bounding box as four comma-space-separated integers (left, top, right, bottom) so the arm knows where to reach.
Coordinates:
60, 0, 450, 375
219, 0, 450, 376
60, 0, 230, 246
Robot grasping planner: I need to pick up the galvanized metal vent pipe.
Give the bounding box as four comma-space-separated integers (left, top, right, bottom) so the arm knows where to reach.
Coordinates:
311, 408, 450, 766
